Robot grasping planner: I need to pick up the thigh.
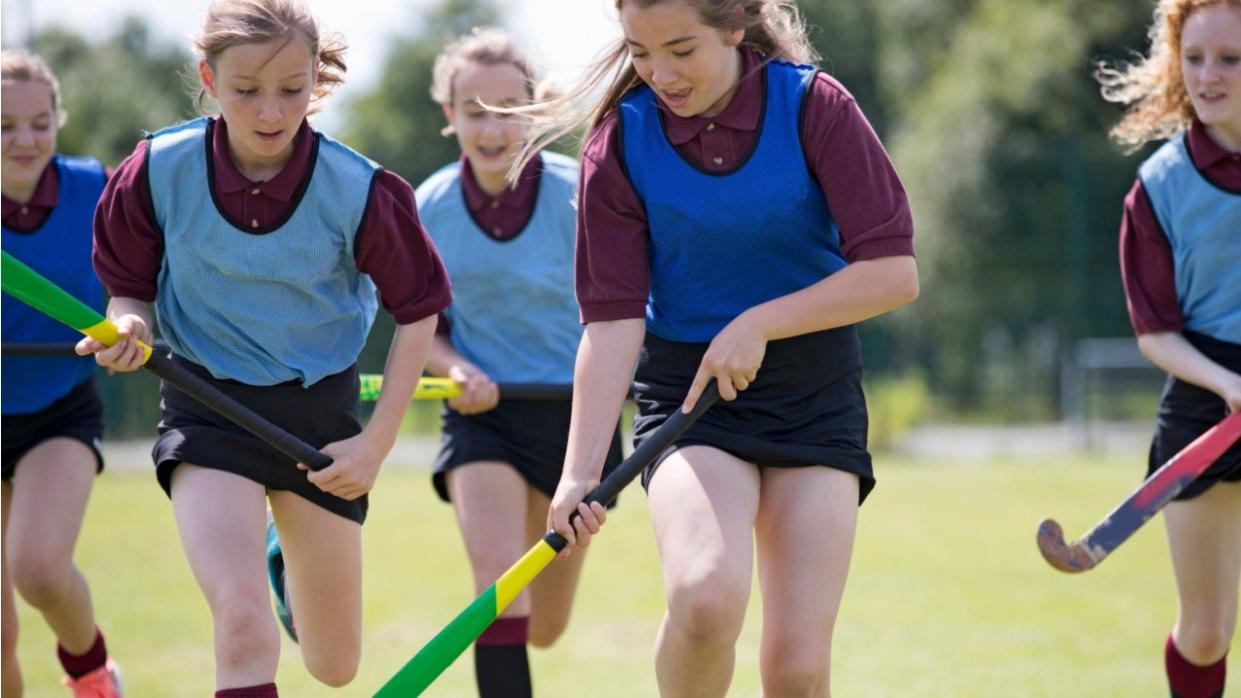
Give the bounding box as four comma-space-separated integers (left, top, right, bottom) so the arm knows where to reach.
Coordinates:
446, 462, 530, 590
647, 446, 761, 604
1164, 481, 1241, 625
170, 464, 270, 606
6, 438, 97, 569
755, 467, 859, 657
268, 488, 363, 661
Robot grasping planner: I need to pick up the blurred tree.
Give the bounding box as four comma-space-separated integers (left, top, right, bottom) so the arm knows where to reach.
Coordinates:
36, 17, 196, 167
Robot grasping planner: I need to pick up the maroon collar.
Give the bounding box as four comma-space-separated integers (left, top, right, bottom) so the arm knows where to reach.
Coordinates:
1, 159, 59, 216
211, 116, 314, 201
460, 152, 541, 214
663, 48, 764, 146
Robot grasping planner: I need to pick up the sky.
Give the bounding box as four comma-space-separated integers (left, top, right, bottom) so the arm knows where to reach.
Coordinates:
0, 0, 620, 132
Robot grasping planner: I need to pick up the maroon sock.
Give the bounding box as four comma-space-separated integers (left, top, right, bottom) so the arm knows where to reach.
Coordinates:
475, 616, 531, 698
57, 628, 107, 679
1166, 634, 1227, 698
215, 684, 278, 698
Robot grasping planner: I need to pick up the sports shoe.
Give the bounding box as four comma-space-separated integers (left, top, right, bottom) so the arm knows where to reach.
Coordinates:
266, 510, 298, 642
62, 658, 123, 697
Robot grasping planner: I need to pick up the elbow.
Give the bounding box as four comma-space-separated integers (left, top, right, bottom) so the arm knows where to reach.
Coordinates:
891, 260, 920, 308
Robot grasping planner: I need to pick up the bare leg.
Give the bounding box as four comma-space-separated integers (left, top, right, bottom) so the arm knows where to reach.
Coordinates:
3, 480, 23, 697
6, 439, 99, 653
1164, 481, 1241, 664
755, 466, 858, 698
170, 464, 279, 690
446, 463, 532, 614
269, 488, 363, 687
648, 446, 761, 698
524, 485, 588, 648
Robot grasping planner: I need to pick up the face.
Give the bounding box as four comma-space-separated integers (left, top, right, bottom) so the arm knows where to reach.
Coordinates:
1, 80, 58, 195
1181, 4, 1241, 142
199, 37, 316, 170
443, 62, 531, 184
620, 0, 744, 118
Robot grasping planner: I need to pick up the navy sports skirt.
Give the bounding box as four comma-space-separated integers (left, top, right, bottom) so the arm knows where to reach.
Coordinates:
633, 326, 874, 503
1148, 331, 1241, 500
152, 355, 367, 523
2, 378, 104, 480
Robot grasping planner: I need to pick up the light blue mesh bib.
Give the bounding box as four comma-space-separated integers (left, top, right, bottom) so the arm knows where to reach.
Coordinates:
416, 152, 581, 383
148, 118, 379, 386
1140, 133, 1241, 343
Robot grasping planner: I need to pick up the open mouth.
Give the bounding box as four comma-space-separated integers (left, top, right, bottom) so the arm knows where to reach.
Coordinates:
255, 130, 284, 142
476, 144, 508, 159
660, 88, 692, 109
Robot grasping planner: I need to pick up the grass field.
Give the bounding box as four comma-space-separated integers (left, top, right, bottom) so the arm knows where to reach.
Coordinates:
11, 449, 1241, 696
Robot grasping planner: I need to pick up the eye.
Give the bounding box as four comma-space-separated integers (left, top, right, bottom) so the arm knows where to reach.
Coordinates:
673, 48, 695, 58
1184, 53, 1203, 65
281, 86, 305, 95
236, 87, 257, 96
631, 50, 650, 60
1223, 54, 1241, 65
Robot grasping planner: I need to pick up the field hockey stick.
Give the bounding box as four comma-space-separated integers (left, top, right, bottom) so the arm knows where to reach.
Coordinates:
1, 343, 569, 403
1037, 410, 1241, 573
358, 374, 571, 402
1, 250, 334, 470
374, 380, 721, 697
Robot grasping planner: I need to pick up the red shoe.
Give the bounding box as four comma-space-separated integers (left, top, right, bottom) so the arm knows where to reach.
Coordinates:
62, 658, 123, 697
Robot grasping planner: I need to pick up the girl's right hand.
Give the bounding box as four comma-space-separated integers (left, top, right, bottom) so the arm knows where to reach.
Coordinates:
75, 314, 152, 372
1218, 373, 1241, 414
547, 474, 607, 559
446, 363, 500, 415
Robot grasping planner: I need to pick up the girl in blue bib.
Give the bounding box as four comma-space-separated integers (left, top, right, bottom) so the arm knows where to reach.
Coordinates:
512, 1, 918, 694
1100, 2, 1241, 696
1, 50, 122, 697
417, 29, 623, 697
80, 2, 449, 694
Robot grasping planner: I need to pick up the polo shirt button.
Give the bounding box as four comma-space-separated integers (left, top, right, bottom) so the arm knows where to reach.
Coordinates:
251, 188, 261, 195
492, 227, 503, 237
20, 206, 28, 215
712, 156, 724, 165
251, 219, 259, 228
490, 200, 500, 209
707, 123, 716, 131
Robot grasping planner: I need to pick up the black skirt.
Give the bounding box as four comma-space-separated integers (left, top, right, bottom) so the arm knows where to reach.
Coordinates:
1148, 331, 1241, 501
433, 398, 625, 504
2, 378, 104, 480
152, 355, 367, 523
633, 327, 874, 503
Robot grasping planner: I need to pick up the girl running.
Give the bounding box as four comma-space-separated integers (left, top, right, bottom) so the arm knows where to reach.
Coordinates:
2, 49, 121, 698
1100, 2, 1241, 696
527, 1, 918, 695
80, 1, 449, 695
416, 28, 623, 697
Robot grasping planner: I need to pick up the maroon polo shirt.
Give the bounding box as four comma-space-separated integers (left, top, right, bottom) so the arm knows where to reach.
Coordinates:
1119, 120, 1241, 336
93, 117, 451, 325
460, 152, 542, 240
2, 162, 61, 231
576, 48, 915, 323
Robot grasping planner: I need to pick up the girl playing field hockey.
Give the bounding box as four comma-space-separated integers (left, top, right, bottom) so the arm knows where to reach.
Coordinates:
1100, 1, 1241, 695
416, 28, 624, 697
1, 49, 122, 698
526, 1, 918, 694
79, 1, 449, 694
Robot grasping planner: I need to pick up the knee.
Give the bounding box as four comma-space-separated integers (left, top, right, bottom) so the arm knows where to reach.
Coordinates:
305, 653, 359, 688
10, 555, 72, 609
665, 576, 747, 647
763, 657, 828, 697
213, 597, 279, 670
1176, 621, 1235, 665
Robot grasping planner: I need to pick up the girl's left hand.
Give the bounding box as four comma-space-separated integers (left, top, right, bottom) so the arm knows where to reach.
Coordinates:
683, 312, 768, 412
300, 431, 390, 501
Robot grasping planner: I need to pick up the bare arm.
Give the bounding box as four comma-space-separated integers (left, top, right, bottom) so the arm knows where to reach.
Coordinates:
684, 256, 919, 410
424, 333, 498, 415
548, 318, 645, 550
1137, 331, 1241, 413
74, 296, 155, 371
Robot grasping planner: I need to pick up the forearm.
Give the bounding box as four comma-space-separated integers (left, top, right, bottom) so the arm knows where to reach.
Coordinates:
366, 315, 438, 447
563, 318, 645, 481
746, 256, 918, 341
1138, 332, 1240, 397
105, 296, 153, 329
424, 334, 474, 377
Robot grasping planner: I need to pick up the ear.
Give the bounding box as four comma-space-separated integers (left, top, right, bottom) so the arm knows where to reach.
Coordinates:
725, 28, 745, 47
198, 59, 217, 98
440, 103, 456, 136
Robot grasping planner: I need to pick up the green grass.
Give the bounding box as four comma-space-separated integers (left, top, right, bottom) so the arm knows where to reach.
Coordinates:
12, 452, 1240, 696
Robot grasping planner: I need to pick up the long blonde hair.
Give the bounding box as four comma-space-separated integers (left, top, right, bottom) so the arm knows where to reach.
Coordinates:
508, 0, 816, 182
1, 50, 67, 126
1098, 0, 1241, 149
192, 0, 347, 113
